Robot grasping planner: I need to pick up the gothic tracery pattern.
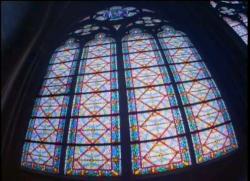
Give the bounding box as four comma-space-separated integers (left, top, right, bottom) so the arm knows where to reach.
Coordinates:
123, 29, 191, 175
21, 5, 239, 178
21, 39, 79, 173
64, 33, 121, 176
158, 25, 238, 164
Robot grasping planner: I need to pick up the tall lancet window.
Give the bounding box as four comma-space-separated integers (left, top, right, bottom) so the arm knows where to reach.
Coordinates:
20, 5, 239, 178
210, 0, 248, 44
122, 29, 191, 175
21, 39, 80, 173
158, 25, 238, 164
64, 33, 121, 176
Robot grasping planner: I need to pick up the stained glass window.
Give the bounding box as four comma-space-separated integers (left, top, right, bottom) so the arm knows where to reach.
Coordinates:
210, 0, 248, 44
158, 25, 238, 164
21, 39, 79, 173
122, 29, 191, 175
134, 16, 162, 27
21, 6, 239, 178
94, 6, 139, 21
64, 33, 121, 176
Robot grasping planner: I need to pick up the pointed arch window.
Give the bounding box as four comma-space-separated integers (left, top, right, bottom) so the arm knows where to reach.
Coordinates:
64, 33, 121, 176
122, 29, 191, 175
21, 6, 239, 178
21, 39, 80, 173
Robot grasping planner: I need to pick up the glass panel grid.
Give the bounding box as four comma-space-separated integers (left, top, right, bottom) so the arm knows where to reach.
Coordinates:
66, 34, 121, 176
123, 50, 165, 69
131, 137, 191, 175
125, 65, 171, 88
21, 142, 61, 173
123, 30, 192, 175
64, 145, 121, 176
45, 61, 77, 79
122, 38, 158, 54
163, 48, 202, 64
159, 36, 193, 49
170, 62, 211, 82
191, 122, 238, 163
39, 77, 73, 96
78, 56, 117, 74
49, 49, 80, 64
22, 39, 79, 173
67, 116, 120, 144
129, 108, 185, 142
75, 71, 118, 93
71, 91, 119, 117
83, 43, 116, 59
32, 96, 70, 118
158, 28, 238, 168
25, 118, 65, 143
127, 84, 178, 112
184, 99, 230, 132
177, 79, 221, 105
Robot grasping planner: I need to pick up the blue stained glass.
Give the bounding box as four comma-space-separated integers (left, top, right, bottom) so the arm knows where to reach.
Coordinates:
177, 79, 221, 105
25, 118, 65, 143
123, 51, 165, 69
67, 116, 120, 144
125, 65, 170, 88
170, 62, 211, 82
75, 71, 118, 93
131, 137, 191, 175
127, 85, 178, 112
64, 145, 121, 176
71, 90, 119, 116
129, 108, 185, 141
159, 36, 193, 49
50, 49, 79, 64
45, 61, 77, 79
191, 122, 238, 163
185, 99, 231, 132
21, 142, 61, 173
39, 77, 72, 96
163, 48, 201, 64
32, 96, 69, 117
79, 56, 117, 74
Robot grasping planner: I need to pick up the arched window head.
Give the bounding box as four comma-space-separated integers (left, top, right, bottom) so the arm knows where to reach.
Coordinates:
21, 6, 238, 179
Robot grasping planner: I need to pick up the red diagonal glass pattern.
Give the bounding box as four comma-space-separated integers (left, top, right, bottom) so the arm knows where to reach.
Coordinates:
123, 29, 191, 175
177, 79, 221, 105
66, 33, 121, 176
22, 39, 79, 173
45, 62, 76, 78
21, 142, 61, 173
192, 123, 238, 163
25, 118, 65, 143
40, 77, 72, 95
185, 99, 230, 132
158, 26, 238, 166
50, 49, 79, 64
170, 62, 211, 82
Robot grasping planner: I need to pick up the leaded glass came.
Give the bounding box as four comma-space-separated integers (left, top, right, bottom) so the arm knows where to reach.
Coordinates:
21, 5, 239, 178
